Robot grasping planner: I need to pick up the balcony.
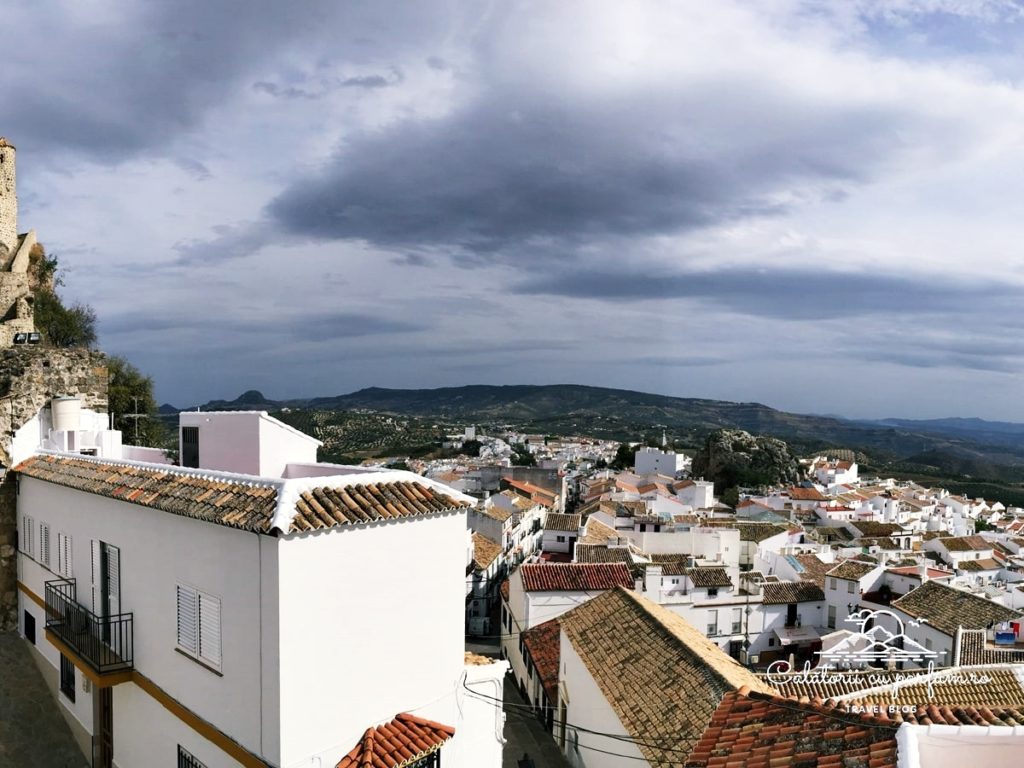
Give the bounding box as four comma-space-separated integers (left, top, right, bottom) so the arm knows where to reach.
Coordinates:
44, 579, 133, 676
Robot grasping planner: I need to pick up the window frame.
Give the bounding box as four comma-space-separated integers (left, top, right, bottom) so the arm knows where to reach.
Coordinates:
39, 521, 51, 569
57, 532, 73, 578
59, 653, 76, 702
176, 583, 223, 673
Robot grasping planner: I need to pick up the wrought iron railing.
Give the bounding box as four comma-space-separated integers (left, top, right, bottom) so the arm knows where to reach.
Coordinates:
44, 579, 133, 674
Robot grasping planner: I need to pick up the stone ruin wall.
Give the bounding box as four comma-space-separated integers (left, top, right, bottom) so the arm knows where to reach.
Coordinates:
0, 347, 108, 630
0, 140, 15, 259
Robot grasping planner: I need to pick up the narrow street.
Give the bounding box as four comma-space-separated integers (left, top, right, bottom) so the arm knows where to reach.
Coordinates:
0, 633, 88, 768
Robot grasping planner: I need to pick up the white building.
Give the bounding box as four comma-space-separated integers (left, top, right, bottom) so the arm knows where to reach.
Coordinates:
16, 407, 505, 768
633, 447, 689, 477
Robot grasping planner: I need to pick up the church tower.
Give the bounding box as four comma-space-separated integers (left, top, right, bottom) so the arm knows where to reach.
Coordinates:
0, 138, 15, 257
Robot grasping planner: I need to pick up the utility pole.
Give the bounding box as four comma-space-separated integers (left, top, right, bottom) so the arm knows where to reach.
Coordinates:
123, 396, 148, 445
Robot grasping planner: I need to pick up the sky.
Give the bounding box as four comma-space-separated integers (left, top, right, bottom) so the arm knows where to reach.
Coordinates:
4, 0, 1024, 419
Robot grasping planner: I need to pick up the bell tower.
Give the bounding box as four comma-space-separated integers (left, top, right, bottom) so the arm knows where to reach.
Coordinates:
0, 138, 15, 258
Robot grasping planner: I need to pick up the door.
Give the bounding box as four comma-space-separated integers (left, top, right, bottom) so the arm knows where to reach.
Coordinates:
92, 541, 122, 657
93, 687, 113, 768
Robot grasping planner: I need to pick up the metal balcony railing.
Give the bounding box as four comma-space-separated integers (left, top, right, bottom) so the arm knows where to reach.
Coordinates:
44, 579, 133, 675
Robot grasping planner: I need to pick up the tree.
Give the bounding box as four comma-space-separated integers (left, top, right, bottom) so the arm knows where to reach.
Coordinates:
511, 444, 536, 466
33, 291, 97, 348
108, 355, 164, 446
610, 442, 637, 471
27, 247, 98, 348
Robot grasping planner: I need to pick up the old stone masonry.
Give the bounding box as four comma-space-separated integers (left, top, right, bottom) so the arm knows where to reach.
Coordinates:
0, 138, 110, 631
0, 137, 38, 347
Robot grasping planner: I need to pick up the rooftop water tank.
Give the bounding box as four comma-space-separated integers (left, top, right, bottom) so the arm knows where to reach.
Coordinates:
51, 396, 81, 433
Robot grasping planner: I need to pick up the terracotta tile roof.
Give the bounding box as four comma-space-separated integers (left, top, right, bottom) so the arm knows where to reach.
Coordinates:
761, 581, 825, 605
958, 557, 1001, 572
574, 544, 632, 565
16, 455, 470, 535
15, 454, 279, 532
825, 560, 877, 581
765, 668, 933, 701
858, 536, 902, 550
336, 713, 455, 768
685, 690, 899, 768
891, 581, 1021, 636
520, 563, 633, 592
788, 487, 828, 501
292, 481, 468, 532
559, 588, 775, 765
788, 554, 835, 587
939, 535, 991, 552
957, 629, 1024, 665
858, 701, 1024, 726
839, 666, 1024, 709
851, 521, 906, 537
684, 567, 733, 588
544, 513, 581, 532
701, 520, 791, 542
885, 565, 951, 580
578, 517, 618, 544
471, 533, 501, 571
522, 618, 560, 703
481, 505, 516, 522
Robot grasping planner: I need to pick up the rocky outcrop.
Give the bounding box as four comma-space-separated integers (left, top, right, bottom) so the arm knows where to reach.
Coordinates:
0, 347, 107, 630
692, 428, 801, 493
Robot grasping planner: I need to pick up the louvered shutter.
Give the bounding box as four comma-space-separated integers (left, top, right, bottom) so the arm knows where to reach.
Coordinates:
39, 523, 50, 568
177, 585, 199, 655
106, 545, 120, 616
92, 540, 102, 613
198, 592, 222, 668
22, 516, 33, 557
57, 533, 73, 577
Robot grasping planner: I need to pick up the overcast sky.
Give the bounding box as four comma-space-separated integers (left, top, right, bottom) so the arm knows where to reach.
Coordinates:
5, 0, 1024, 419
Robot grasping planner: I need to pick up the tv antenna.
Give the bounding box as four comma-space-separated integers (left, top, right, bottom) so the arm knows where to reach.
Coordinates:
124, 396, 149, 444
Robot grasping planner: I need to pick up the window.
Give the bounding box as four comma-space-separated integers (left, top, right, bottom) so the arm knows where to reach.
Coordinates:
707, 609, 718, 637
57, 532, 73, 578
829, 578, 837, 590
60, 653, 75, 702
177, 745, 208, 768
21, 515, 33, 558
39, 522, 51, 569
827, 605, 836, 629
556, 535, 565, 543
176, 585, 222, 671
181, 426, 200, 468
731, 608, 742, 634
924, 637, 933, 651
23, 611, 35, 645
708, 587, 719, 598
847, 580, 855, 593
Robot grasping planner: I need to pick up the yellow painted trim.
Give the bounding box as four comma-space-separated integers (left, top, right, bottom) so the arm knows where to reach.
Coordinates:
17, 580, 44, 609
43, 629, 132, 688
18, 580, 270, 767
131, 670, 270, 768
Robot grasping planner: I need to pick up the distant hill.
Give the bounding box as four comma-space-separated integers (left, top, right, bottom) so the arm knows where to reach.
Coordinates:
174, 384, 1024, 483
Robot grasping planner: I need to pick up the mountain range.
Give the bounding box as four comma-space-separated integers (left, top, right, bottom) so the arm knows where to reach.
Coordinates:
159, 384, 1024, 485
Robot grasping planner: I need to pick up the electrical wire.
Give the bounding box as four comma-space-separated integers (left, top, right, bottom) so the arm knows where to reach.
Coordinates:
463, 678, 701, 755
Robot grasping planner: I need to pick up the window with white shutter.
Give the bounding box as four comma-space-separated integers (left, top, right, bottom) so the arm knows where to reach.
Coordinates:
21, 515, 34, 558
57, 533, 73, 577
39, 522, 51, 569
177, 584, 221, 672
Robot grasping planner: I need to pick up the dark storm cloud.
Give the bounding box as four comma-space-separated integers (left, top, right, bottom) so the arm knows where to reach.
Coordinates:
101, 310, 424, 339
265, 75, 926, 258
512, 266, 1015, 321
252, 70, 400, 100
1, 2, 442, 162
